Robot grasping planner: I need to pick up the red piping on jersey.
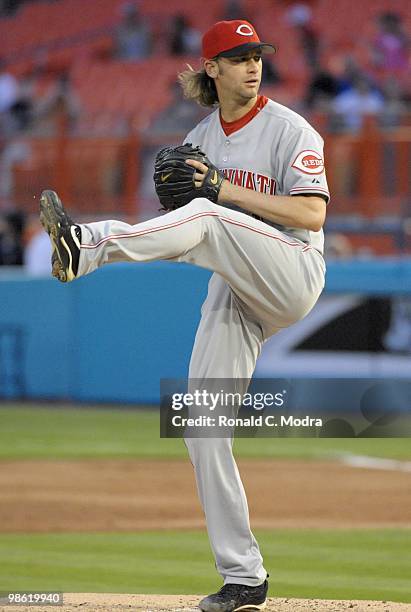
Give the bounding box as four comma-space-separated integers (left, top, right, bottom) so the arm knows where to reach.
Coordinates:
81, 210, 312, 252
289, 187, 329, 194
220, 95, 268, 136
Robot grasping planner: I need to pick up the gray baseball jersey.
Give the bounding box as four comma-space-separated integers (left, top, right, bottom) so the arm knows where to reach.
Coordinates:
185, 95, 329, 254
75, 94, 328, 589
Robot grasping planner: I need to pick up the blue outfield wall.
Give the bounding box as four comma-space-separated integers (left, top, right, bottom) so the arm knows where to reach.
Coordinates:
325, 258, 411, 295
0, 263, 210, 403
1, 258, 411, 403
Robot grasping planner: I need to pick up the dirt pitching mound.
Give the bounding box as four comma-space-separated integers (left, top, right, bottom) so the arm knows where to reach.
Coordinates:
5, 594, 411, 611
1, 459, 411, 532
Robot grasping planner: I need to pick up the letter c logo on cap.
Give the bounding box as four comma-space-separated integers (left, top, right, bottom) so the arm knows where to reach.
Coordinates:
236, 24, 254, 36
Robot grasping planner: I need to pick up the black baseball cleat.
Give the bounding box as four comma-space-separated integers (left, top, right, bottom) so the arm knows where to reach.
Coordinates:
39, 190, 81, 283
199, 579, 268, 612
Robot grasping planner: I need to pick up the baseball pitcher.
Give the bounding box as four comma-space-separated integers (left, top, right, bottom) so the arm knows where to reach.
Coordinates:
40, 19, 329, 612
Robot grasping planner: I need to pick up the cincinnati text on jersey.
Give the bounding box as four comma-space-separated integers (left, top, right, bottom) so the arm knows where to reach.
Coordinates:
222, 168, 276, 194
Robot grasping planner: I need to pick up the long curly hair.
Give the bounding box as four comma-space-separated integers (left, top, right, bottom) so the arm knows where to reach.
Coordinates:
178, 65, 219, 107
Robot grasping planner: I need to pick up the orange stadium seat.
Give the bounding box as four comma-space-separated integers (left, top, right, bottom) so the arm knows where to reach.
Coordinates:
69, 56, 197, 129
1, 0, 410, 126
2, 0, 409, 66
4, 0, 410, 220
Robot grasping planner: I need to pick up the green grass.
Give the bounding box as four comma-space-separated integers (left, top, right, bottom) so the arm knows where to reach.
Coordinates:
0, 407, 410, 603
0, 530, 409, 602
0, 404, 410, 460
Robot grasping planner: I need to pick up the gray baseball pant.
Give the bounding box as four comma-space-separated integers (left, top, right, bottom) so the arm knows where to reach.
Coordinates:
77, 198, 326, 586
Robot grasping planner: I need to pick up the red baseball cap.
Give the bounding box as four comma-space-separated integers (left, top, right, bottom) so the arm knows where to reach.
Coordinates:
202, 20, 276, 60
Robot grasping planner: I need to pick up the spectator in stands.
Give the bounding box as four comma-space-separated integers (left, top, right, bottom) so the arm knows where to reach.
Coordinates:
332, 75, 384, 132
222, 0, 248, 21
334, 55, 366, 95
150, 81, 207, 135
305, 68, 339, 111
169, 14, 200, 56
261, 57, 281, 86
8, 73, 35, 133
305, 56, 364, 113
114, 1, 152, 61
286, 2, 320, 68
30, 71, 80, 136
0, 59, 19, 133
379, 77, 408, 128
0, 211, 24, 266
0, 0, 25, 17
372, 12, 410, 73
24, 221, 52, 276
0, 137, 31, 199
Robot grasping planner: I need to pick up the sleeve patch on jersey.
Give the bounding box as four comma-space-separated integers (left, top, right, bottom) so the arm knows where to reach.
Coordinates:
291, 150, 324, 175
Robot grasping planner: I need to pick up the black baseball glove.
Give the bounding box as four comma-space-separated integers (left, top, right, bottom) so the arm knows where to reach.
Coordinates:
153, 143, 224, 211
